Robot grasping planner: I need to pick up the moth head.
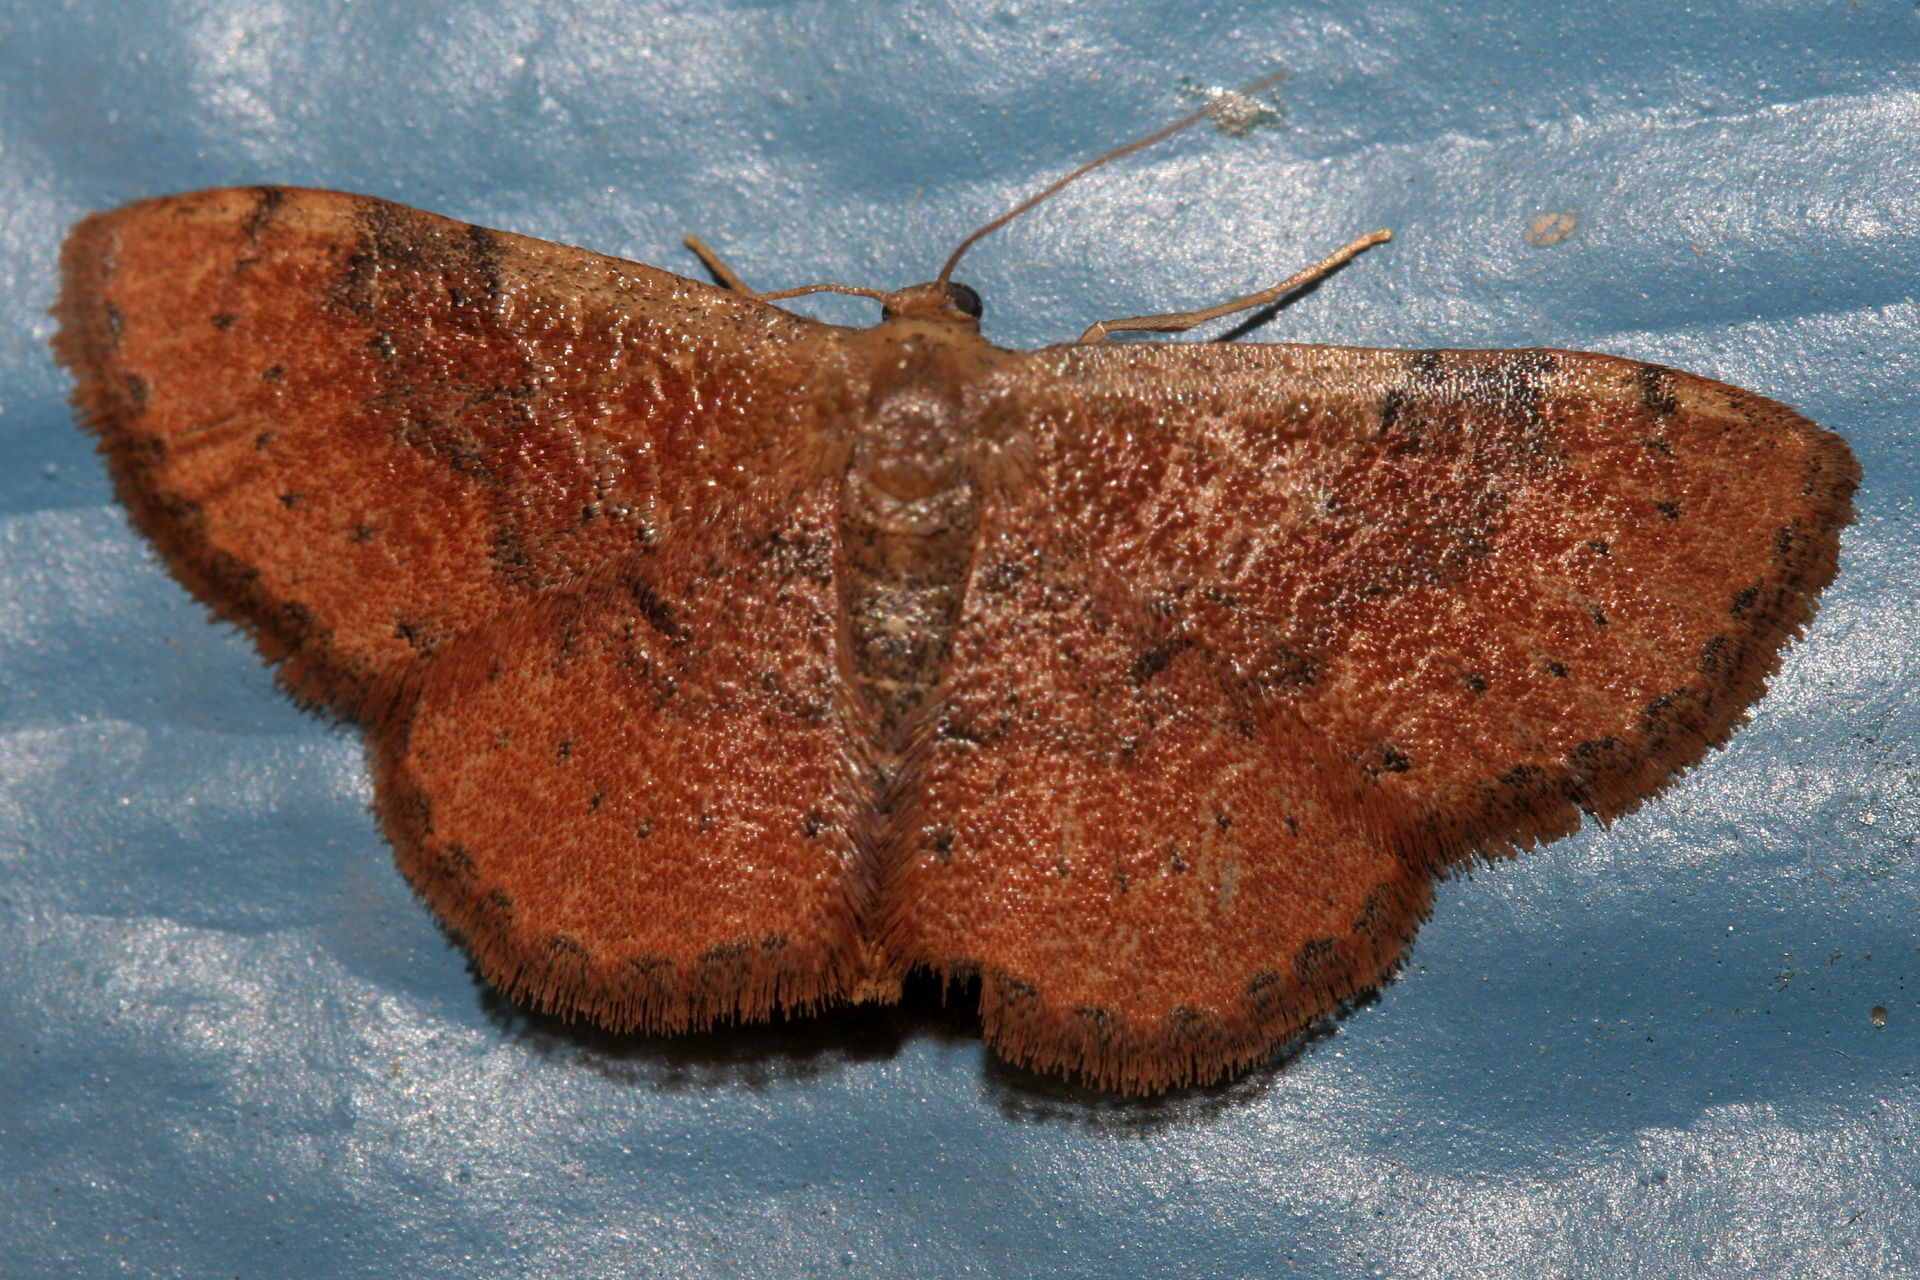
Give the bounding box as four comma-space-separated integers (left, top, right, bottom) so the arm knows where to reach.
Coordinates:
692, 247, 983, 332
880, 281, 983, 327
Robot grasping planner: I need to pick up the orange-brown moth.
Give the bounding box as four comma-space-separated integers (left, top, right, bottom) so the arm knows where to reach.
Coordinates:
52, 91, 1856, 1094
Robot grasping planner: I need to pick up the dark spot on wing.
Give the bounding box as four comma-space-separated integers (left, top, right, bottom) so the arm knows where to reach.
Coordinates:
991, 972, 1039, 1016
1698, 633, 1731, 674
979, 558, 1026, 595
703, 940, 750, 967
1244, 969, 1282, 1011
1073, 1005, 1117, 1045
1254, 644, 1315, 691
542, 935, 593, 985
1475, 350, 1559, 424
1352, 885, 1392, 938
621, 954, 675, 999
1637, 364, 1679, 417
926, 824, 955, 862
393, 616, 442, 651
630, 583, 683, 643
441, 841, 477, 886
475, 887, 514, 935
241, 186, 288, 240
1131, 638, 1189, 686
1409, 349, 1445, 385
1294, 937, 1339, 981
1377, 387, 1408, 434
1572, 736, 1621, 764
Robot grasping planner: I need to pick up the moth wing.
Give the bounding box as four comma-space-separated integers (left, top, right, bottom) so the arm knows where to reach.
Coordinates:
54, 186, 843, 717
373, 489, 876, 1031
57, 188, 878, 1025
885, 342, 1855, 1091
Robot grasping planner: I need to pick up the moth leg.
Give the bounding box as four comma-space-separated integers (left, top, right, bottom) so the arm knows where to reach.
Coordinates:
683, 234, 760, 296
1075, 229, 1390, 344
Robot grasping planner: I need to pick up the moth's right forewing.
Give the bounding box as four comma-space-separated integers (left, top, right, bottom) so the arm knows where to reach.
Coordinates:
54, 187, 844, 720
59, 188, 884, 1029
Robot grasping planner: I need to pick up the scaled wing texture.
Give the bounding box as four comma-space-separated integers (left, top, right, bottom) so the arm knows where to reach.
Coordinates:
57, 189, 877, 1031
885, 342, 1852, 1088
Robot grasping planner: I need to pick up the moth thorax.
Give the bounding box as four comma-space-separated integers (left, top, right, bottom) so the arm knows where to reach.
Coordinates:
846, 388, 974, 535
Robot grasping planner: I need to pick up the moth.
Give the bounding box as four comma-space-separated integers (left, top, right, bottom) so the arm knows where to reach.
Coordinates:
53, 91, 1855, 1094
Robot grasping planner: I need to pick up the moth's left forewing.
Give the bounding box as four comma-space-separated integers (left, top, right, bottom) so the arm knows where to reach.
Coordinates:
1001, 341, 1856, 848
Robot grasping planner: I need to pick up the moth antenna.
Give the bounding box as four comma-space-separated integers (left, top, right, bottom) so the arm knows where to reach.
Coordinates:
684, 235, 759, 296
686, 235, 889, 308
935, 68, 1289, 287
1075, 229, 1392, 344
757, 283, 891, 304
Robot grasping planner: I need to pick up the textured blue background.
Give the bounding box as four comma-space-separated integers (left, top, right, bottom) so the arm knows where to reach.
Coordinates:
2, 2, 1917, 1276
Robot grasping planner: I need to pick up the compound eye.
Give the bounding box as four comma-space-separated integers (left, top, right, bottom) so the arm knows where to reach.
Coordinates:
945, 281, 984, 320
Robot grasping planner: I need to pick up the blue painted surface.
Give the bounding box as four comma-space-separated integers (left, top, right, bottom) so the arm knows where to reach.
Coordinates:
1, 2, 1916, 1276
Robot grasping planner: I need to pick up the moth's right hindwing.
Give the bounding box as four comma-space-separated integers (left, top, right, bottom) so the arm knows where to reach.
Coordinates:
56, 187, 875, 1026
